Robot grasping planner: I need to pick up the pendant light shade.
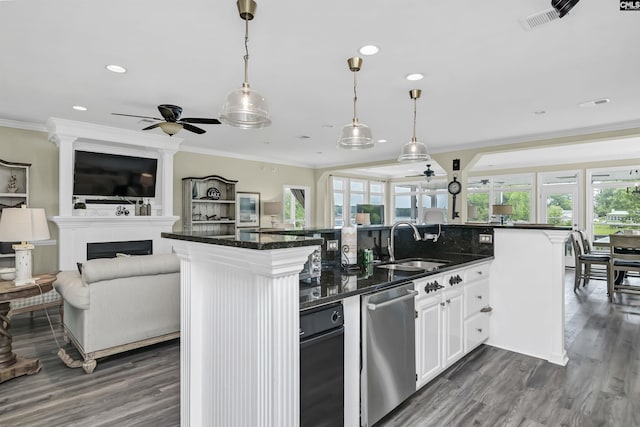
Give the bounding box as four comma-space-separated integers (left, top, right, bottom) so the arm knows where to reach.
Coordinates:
219, 0, 271, 129
398, 89, 430, 162
338, 57, 374, 150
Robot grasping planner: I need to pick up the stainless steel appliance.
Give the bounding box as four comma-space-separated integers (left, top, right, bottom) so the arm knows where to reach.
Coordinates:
361, 283, 417, 427
300, 302, 344, 427
299, 248, 322, 281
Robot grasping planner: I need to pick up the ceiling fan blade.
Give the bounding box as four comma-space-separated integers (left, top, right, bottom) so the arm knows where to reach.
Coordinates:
158, 104, 182, 122
180, 117, 222, 125
141, 123, 161, 131
112, 113, 163, 121
181, 123, 206, 134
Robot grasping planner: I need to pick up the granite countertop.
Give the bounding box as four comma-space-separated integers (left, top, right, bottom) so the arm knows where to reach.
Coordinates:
300, 252, 493, 310
161, 230, 323, 250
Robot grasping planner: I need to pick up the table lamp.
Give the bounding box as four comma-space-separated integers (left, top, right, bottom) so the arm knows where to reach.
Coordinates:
492, 204, 513, 226
263, 201, 282, 228
355, 213, 371, 225
0, 206, 51, 285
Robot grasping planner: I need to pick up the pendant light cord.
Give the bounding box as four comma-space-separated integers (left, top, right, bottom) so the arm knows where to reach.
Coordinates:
243, 17, 250, 85
352, 71, 358, 122
412, 97, 417, 141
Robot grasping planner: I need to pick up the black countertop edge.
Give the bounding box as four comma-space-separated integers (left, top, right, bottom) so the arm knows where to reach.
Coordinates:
299, 254, 494, 310
161, 231, 324, 250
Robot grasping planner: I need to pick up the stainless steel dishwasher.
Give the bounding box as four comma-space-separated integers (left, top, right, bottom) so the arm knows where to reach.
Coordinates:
361, 282, 417, 427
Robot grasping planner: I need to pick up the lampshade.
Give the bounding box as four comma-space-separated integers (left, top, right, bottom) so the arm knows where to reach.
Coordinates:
492, 205, 513, 215
263, 201, 282, 215
337, 57, 374, 150
467, 205, 478, 218
220, 85, 271, 129
398, 89, 430, 162
398, 139, 431, 162
158, 122, 183, 136
0, 207, 50, 243
0, 206, 50, 285
355, 213, 371, 225
338, 121, 374, 150
219, 0, 271, 129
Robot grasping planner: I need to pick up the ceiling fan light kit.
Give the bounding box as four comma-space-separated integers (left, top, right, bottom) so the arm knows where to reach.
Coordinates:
219, 0, 272, 129
398, 89, 431, 162
158, 122, 183, 136
338, 56, 374, 150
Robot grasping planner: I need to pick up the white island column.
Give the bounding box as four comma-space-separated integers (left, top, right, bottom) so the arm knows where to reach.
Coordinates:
489, 227, 571, 366
169, 237, 318, 427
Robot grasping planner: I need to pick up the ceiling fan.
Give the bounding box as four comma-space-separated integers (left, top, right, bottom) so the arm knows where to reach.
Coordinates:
112, 104, 221, 136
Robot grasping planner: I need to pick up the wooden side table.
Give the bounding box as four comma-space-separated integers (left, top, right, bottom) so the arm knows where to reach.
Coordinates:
0, 273, 57, 383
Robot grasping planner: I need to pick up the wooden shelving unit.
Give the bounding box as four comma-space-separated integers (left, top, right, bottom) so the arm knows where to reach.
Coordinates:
0, 158, 30, 268
182, 175, 238, 237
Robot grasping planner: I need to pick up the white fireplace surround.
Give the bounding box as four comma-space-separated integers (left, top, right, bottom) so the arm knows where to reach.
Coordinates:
47, 118, 181, 270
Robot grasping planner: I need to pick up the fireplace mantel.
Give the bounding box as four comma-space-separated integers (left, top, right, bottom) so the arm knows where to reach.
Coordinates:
47, 118, 182, 270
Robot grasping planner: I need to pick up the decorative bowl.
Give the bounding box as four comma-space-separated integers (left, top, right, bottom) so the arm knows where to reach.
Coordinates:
0, 267, 16, 281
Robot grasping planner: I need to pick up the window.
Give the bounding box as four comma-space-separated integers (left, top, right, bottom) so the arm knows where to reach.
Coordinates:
467, 174, 533, 223
331, 176, 386, 226
391, 180, 447, 223
588, 167, 640, 242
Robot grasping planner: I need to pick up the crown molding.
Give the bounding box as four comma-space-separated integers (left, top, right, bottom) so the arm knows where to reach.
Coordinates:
0, 118, 46, 132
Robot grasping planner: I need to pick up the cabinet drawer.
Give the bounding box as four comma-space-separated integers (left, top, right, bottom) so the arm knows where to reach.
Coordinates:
465, 262, 490, 284
464, 312, 490, 353
464, 279, 490, 317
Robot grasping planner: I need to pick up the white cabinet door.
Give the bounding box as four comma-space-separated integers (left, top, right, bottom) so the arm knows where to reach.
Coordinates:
443, 288, 464, 367
415, 294, 443, 389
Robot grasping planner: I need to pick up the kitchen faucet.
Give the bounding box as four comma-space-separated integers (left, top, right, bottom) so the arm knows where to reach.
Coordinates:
388, 221, 422, 262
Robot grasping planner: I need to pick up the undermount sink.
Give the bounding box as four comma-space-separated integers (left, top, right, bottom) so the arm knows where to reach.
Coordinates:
376, 258, 448, 272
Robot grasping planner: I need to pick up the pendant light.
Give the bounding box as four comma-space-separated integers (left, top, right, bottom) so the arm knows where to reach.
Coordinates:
337, 57, 374, 150
398, 89, 430, 162
219, 0, 271, 129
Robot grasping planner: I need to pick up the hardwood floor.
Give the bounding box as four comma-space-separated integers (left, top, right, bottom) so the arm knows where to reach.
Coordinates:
379, 273, 640, 427
1, 272, 638, 426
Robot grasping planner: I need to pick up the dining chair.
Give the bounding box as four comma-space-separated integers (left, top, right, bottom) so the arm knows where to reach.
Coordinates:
570, 231, 610, 294
608, 234, 640, 300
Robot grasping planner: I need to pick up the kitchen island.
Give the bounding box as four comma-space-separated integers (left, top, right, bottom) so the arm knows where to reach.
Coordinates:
163, 224, 570, 427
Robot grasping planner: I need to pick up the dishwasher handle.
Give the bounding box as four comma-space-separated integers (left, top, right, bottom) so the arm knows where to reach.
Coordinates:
367, 290, 419, 311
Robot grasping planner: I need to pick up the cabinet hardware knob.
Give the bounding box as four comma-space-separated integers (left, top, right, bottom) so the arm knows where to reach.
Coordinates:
446, 299, 451, 304
476, 328, 483, 333
477, 271, 482, 275
440, 302, 445, 307
476, 295, 482, 299
480, 306, 493, 313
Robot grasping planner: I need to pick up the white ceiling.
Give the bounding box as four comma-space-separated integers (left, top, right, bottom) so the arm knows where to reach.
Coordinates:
1, 0, 639, 171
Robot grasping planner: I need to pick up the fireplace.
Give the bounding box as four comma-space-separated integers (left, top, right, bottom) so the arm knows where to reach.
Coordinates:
87, 240, 153, 260
47, 118, 180, 271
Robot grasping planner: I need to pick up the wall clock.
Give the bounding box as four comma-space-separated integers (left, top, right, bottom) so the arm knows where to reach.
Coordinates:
447, 176, 461, 220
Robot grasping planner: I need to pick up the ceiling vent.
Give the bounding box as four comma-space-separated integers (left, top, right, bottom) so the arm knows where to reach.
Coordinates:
519, 8, 560, 31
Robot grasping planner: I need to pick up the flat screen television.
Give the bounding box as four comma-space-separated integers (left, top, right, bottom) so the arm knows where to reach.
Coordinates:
73, 151, 158, 198
356, 204, 385, 225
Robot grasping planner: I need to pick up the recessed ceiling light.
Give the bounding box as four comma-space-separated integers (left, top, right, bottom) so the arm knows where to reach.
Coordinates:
359, 45, 380, 56
105, 64, 127, 73
579, 98, 610, 108
405, 73, 424, 81
72, 105, 87, 111
377, 139, 387, 143
297, 135, 311, 140
534, 110, 546, 115
263, 141, 271, 144
321, 124, 334, 128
